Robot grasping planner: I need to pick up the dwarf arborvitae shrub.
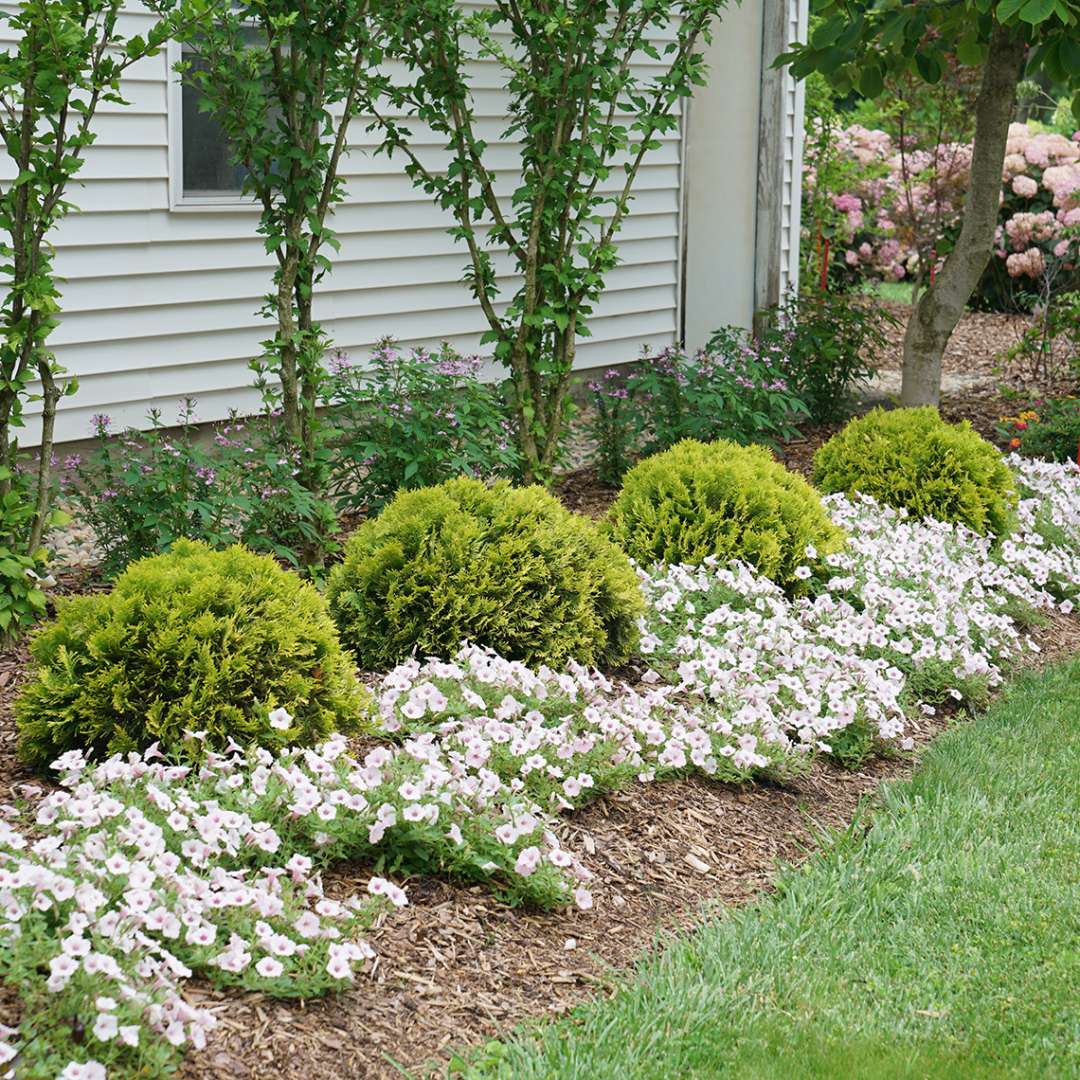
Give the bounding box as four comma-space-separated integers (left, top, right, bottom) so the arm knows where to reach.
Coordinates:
16, 540, 367, 769
813, 407, 1018, 538
326, 477, 643, 669
605, 439, 845, 588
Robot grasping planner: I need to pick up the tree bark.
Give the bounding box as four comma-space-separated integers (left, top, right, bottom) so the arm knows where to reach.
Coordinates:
899, 25, 1026, 406
27, 359, 60, 554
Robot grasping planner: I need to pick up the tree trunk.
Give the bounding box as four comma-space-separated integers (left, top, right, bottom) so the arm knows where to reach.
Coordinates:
899, 25, 1026, 406
27, 359, 60, 554
276, 253, 301, 445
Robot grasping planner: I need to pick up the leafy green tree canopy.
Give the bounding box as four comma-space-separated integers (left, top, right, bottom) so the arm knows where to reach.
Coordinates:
787, 0, 1080, 119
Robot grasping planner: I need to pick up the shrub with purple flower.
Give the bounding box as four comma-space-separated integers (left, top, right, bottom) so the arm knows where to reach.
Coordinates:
322, 339, 520, 514
67, 401, 336, 575
584, 335, 808, 482
751, 292, 898, 423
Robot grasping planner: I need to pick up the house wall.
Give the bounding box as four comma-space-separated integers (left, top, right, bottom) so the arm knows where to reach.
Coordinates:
681, 0, 764, 346
682, 0, 806, 347
3, 0, 796, 446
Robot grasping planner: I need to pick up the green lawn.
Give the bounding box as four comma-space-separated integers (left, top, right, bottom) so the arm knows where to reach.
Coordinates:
460, 658, 1080, 1079
865, 279, 913, 304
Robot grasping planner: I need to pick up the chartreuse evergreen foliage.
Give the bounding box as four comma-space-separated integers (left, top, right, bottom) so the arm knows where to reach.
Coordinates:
605, 439, 844, 588
16, 540, 367, 769
813, 407, 1018, 538
326, 478, 643, 669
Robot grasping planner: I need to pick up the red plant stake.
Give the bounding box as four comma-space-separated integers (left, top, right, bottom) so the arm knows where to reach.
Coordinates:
820, 236, 830, 293
929, 247, 937, 286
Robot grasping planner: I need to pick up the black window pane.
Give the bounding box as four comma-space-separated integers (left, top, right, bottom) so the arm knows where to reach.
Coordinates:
181, 56, 248, 196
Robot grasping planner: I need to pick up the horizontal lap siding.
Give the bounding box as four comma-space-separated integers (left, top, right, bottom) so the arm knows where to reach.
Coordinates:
780, 0, 808, 298
1, 4, 686, 443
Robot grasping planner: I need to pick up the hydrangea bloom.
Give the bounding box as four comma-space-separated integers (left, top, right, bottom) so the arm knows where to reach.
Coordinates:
812, 120, 1080, 286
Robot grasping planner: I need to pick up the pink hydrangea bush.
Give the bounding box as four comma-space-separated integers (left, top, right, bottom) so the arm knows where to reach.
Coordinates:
814, 121, 1080, 300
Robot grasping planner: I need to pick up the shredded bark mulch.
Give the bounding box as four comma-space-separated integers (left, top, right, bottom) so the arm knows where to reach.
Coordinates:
552, 469, 619, 522
875, 300, 1030, 377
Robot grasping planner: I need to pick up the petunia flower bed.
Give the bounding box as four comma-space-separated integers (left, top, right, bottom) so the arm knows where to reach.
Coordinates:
2, 457, 1079, 1078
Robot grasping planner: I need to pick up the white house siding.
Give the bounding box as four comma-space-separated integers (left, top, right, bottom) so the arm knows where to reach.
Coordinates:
682, 0, 807, 343
780, 0, 809, 297
2, 4, 703, 445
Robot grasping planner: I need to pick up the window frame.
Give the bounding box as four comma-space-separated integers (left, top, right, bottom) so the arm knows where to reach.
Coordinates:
166, 39, 258, 212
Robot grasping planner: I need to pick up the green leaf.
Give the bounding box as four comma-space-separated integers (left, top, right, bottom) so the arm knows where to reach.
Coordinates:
1060, 35, 1080, 73
996, 0, 1027, 19
956, 36, 986, 66
858, 64, 884, 99
811, 14, 847, 48
914, 51, 943, 84
1018, 0, 1055, 22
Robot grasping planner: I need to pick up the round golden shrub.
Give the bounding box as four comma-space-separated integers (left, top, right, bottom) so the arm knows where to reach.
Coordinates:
16, 540, 367, 769
812, 406, 1018, 537
604, 438, 844, 587
326, 477, 643, 669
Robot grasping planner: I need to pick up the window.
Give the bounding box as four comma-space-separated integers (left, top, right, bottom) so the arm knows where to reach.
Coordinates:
180, 49, 248, 198
168, 38, 261, 208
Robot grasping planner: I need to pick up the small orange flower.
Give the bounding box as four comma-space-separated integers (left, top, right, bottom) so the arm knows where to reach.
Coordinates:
1009, 437, 1022, 449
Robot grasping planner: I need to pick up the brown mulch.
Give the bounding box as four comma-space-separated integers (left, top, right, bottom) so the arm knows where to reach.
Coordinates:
553, 468, 619, 521
875, 300, 1030, 376
0, 643, 35, 803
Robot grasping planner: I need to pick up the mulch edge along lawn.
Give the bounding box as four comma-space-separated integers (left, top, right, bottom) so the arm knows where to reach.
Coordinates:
460, 654, 1080, 1080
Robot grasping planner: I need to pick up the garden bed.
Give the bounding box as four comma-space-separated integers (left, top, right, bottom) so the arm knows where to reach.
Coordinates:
2, 599, 1077, 1079
3, 311, 1080, 1079
557, 300, 1069, 521
132, 612, 1080, 1078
